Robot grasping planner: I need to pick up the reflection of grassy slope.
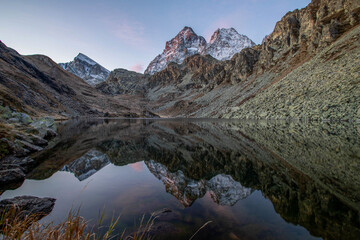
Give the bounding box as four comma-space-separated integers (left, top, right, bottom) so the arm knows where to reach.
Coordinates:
27, 119, 360, 239
143, 121, 360, 239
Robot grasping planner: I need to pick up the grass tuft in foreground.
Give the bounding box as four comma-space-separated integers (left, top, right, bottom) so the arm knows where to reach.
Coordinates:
0, 206, 154, 240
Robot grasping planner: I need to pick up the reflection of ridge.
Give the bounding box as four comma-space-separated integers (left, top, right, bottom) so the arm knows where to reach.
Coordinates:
146, 160, 252, 207
32, 119, 360, 239
62, 149, 110, 181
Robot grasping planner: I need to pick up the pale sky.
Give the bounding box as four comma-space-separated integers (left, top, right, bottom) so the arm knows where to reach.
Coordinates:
0, 0, 310, 73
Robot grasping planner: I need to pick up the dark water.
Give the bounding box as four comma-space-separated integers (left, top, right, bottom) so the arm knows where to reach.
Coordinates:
1, 119, 359, 240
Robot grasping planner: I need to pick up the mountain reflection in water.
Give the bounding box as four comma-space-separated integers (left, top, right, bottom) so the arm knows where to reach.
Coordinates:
2, 119, 359, 240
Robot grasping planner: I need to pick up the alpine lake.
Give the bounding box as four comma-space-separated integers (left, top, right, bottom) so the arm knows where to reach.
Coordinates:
1, 119, 359, 240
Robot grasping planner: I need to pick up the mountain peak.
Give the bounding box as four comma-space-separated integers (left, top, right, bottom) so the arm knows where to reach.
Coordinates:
74, 53, 97, 66
170, 26, 202, 46
210, 28, 240, 44
145, 26, 255, 74
59, 53, 110, 86
179, 26, 196, 35
145, 26, 207, 75
206, 28, 255, 60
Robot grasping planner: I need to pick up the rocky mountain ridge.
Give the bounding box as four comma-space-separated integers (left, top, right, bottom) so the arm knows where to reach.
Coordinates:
0, 41, 153, 118
59, 53, 110, 86
99, 0, 360, 121
0, 0, 358, 121
144, 26, 254, 74
145, 27, 207, 75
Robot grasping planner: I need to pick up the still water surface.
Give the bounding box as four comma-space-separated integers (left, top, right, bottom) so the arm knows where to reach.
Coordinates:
1, 119, 359, 239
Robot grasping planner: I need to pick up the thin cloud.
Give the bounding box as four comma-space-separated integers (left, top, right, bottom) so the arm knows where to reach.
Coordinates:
203, 8, 249, 42
204, 19, 231, 42
129, 64, 144, 73
103, 16, 145, 46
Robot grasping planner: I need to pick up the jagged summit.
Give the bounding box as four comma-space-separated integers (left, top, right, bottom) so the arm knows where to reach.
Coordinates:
59, 53, 110, 86
144, 27, 254, 75
75, 53, 97, 66
144, 27, 207, 75
206, 27, 255, 60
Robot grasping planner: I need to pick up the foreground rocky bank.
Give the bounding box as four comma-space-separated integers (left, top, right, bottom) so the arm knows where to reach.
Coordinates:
0, 104, 58, 191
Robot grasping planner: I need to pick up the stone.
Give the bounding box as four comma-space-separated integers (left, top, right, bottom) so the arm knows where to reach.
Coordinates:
31, 117, 56, 132
0, 138, 13, 158
0, 168, 25, 188
1, 106, 12, 119
0, 196, 56, 219
30, 135, 48, 146
17, 140, 43, 153
2, 156, 36, 173
43, 129, 57, 140
18, 113, 33, 125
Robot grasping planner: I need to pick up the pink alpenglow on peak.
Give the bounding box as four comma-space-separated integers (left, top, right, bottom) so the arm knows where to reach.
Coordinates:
144, 27, 207, 75
144, 27, 255, 75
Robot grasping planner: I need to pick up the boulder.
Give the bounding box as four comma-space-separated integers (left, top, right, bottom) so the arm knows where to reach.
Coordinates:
16, 140, 43, 153
30, 117, 56, 132
0, 196, 56, 219
2, 156, 36, 174
0, 167, 25, 189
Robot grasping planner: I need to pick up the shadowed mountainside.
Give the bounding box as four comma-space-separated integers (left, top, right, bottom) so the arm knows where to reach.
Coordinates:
0, 42, 155, 118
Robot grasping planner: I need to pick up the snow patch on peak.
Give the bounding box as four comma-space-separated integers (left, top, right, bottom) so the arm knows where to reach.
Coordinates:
59, 53, 110, 86
206, 27, 255, 61
145, 27, 207, 75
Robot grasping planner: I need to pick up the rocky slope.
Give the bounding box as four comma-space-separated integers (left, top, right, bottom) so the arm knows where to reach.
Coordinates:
59, 53, 110, 86
97, 0, 359, 121
96, 68, 146, 95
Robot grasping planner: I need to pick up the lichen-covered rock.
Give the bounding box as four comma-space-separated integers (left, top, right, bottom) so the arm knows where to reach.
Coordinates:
31, 117, 56, 132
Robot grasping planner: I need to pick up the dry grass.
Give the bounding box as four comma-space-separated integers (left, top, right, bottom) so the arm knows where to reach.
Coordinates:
0, 206, 155, 240
0, 205, 213, 240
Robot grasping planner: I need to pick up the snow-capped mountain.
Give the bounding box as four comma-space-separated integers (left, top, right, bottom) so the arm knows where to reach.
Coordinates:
144, 26, 207, 75
59, 53, 110, 86
205, 28, 255, 60
145, 27, 255, 75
